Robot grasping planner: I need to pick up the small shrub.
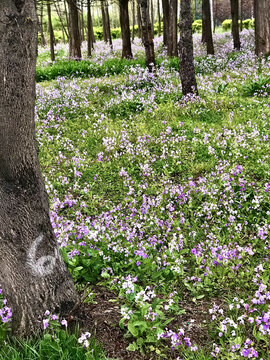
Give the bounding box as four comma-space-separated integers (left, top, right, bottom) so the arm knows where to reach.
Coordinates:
243, 76, 270, 97
222, 19, 232, 31
192, 19, 202, 33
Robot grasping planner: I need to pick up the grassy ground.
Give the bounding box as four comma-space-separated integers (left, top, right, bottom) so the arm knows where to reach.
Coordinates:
1, 31, 270, 359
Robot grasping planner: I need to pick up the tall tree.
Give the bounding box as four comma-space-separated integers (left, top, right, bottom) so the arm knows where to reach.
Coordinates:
87, 0, 93, 56
101, 0, 109, 42
254, 0, 270, 56
67, 0, 82, 59
139, 0, 155, 71
167, 0, 178, 56
230, 0, 240, 50
179, 0, 198, 95
119, 0, 133, 58
202, 0, 215, 54
162, 0, 170, 48
157, 0, 161, 36
0, 0, 78, 336
47, 1, 55, 61
104, 0, 113, 49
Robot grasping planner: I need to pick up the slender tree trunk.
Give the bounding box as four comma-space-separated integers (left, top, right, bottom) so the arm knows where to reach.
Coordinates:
101, 0, 108, 42
139, 0, 155, 71
202, 0, 214, 54
150, 0, 154, 36
137, 0, 142, 38
254, 0, 270, 56
240, 0, 243, 31
179, 0, 198, 96
162, 0, 170, 48
68, 0, 82, 59
104, 1, 113, 49
39, 1, 47, 46
87, 0, 93, 56
64, 0, 70, 34
167, 0, 178, 56
54, 1, 69, 42
157, 0, 161, 36
0, 0, 78, 337
230, 0, 240, 50
81, 0, 85, 42
47, 2, 55, 61
132, 0, 136, 41
119, 0, 133, 58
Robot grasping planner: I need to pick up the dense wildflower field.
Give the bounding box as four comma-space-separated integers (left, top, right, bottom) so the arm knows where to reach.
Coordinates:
1, 31, 270, 359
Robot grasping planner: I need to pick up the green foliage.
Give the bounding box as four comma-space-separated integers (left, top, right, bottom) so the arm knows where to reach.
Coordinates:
192, 19, 202, 33
243, 76, 270, 97
222, 19, 232, 31
222, 18, 254, 31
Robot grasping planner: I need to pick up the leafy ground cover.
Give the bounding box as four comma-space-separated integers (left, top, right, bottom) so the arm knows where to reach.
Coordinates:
1, 30, 270, 359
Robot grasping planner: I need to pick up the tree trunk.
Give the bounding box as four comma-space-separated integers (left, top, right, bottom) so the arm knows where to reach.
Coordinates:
101, 0, 108, 42
157, 0, 161, 36
81, 0, 85, 42
230, 0, 240, 50
150, 0, 154, 36
119, 0, 133, 58
39, 1, 47, 46
162, 0, 170, 48
68, 0, 82, 59
47, 2, 55, 62
139, 0, 155, 71
240, 0, 243, 31
167, 0, 178, 56
132, 0, 136, 41
104, 1, 113, 49
54, 1, 69, 43
137, 0, 142, 38
87, 0, 93, 56
179, 0, 198, 96
202, 0, 214, 54
0, 0, 78, 337
254, 0, 270, 56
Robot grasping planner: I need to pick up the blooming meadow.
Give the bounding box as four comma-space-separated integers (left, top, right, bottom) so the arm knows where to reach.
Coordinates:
1, 30, 270, 359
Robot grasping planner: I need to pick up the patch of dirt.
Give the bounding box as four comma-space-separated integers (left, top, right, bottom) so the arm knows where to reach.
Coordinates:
73, 286, 147, 360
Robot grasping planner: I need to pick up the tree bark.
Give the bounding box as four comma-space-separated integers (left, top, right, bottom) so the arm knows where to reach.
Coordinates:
137, 0, 142, 39
230, 0, 240, 50
119, 0, 133, 58
104, 0, 113, 49
132, 0, 136, 41
162, 0, 170, 48
254, 0, 270, 56
101, 0, 109, 42
67, 0, 82, 59
87, 0, 93, 56
179, 0, 198, 96
167, 0, 178, 56
0, 0, 78, 336
47, 1, 55, 62
157, 0, 161, 36
139, 0, 155, 71
81, 0, 85, 42
202, 0, 215, 54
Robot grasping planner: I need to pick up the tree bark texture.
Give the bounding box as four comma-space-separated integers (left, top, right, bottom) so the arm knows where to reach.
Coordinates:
179, 0, 198, 96
230, 0, 240, 50
162, 0, 170, 48
139, 0, 155, 71
87, 0, 93, 56
0, 0, 78, 336
167, 0, 178, 56
202, 0, 215, 54
254, 0, 270, 56
47, 2, 55, 61
67, 0, 82, 59
119, 0, 133, 58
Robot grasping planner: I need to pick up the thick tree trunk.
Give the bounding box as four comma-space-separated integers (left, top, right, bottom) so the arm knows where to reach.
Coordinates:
179, 0, 198, 96
202, 0, 215, 54
47, 2, 55, 62
230, 0, 240, 50
119, 0, 133, 58
162, 0, 170, 48
139, 0, 155, 71
167, 0, 178, 56
254, 0, 270, 56
68, 0, 82, 59
0, 0, 78, 337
